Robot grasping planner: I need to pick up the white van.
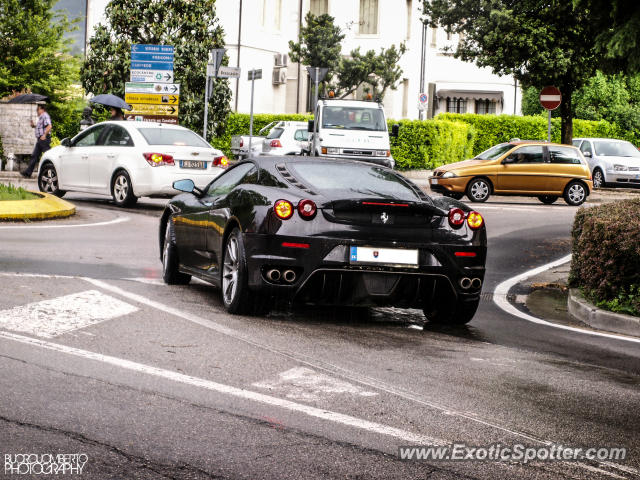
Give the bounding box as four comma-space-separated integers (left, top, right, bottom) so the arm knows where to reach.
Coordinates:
307, 99, 398, 168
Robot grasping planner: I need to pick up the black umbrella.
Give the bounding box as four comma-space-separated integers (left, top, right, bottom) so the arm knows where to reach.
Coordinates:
7, 93, 49, 103
90, 94, 131, 110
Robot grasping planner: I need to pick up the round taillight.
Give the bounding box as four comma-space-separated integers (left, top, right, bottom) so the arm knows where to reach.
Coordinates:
298, 199, 317, 218
448, 208, 465, 228
467, 211, 484, 230
274, 199, 294, 219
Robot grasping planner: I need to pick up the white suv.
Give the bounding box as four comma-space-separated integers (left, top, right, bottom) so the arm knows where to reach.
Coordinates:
573, 137, 640, 188
261, 121, 310, 156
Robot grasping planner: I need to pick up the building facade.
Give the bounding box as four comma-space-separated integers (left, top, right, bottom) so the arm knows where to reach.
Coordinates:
84, 0, 521, 119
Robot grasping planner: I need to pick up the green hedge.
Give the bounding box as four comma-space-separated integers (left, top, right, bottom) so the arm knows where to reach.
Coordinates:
388, 119, 475, 169
438, 113, 639, 156
569, 199, 640, 316
214, 113, 475, 169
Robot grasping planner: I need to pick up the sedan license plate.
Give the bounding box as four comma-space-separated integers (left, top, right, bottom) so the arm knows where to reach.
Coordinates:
430, 178, 438, 185
180, 160, 207, 169
350, 246, 418, 267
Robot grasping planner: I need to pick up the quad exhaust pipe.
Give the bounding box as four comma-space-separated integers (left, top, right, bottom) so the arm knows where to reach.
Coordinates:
265, 268, 297, 284
459, 277, 482, 290
283, 269, 297, 283
266, 269, 281, 282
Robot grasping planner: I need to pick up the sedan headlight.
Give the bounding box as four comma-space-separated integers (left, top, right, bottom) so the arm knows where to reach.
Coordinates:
614, 164, 628, 171
442, 171, 458, 178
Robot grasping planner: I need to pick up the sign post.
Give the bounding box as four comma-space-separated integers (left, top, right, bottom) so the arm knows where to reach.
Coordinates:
203, 48, 227, 139
539, 86, 562, 142
306, 67, 329, 155
247, 69, 262, 154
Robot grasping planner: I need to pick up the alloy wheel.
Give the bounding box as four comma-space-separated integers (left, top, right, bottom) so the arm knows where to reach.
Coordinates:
470, 180, 489, 201
568, 184, 585, 203
593, 170, 604, 189
162, 223, 171, 276
40, 167, 58, 193
222, 236, 239, 305
113, 174, 129, 203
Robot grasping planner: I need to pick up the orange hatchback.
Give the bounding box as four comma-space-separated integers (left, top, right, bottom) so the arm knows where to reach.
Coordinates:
429, 141, 593, 205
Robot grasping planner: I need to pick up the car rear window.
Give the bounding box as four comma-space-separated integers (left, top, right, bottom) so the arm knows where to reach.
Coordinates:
138, 128, 210, 147
266, 128, 284, 139
287, 162, 421, 201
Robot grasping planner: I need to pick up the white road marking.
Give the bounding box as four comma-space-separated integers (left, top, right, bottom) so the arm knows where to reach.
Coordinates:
0, 216, 130, 229
0, 290, 138, 338
0, 273, 635, 478
493, 255, 640, 345
0, 330, 443, 446
253, 367, 378, 401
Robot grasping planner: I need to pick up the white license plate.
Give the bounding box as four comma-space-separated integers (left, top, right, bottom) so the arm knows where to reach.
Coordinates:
430, 178, 438, 184
349, 246, 418, 266
180, 160, 207, 169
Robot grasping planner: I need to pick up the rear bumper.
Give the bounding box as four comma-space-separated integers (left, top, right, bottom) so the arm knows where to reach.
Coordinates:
132, 166, 224, 197
243, 233, 485, 307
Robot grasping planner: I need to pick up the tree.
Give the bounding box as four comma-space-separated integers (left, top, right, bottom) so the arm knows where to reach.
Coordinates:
422, 0, 602, 143
0, 0, 80, 136
573, 0, 640, 73
288, 13, 406, 102
81, 0, 231, 141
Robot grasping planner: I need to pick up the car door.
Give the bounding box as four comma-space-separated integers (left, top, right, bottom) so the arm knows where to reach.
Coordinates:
496, 145, 547, 192
60, 124, 107, 191
92, 125, 134, 193
293, 128, 309, 154
198, 163, 257, 277
578, 140, 596, 171
546, 146, 586, 193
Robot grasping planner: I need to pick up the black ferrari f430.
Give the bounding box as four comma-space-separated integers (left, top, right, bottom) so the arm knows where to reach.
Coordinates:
160, 157, 487, 324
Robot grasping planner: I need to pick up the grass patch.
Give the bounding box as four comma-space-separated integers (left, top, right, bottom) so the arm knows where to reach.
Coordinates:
0, 183, 38, 201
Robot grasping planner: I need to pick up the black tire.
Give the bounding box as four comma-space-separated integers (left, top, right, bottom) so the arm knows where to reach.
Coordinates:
537, 195, 558, 205
162, 220, 191, 285
38, 163, 66, 198
423, 298, 480, 325
466, 178, 491, 203
563, 181, 587, 206
592, 168, 606, 189
111, 170, 138, 207
444, 192, 465, 200
221, 228, 270, 315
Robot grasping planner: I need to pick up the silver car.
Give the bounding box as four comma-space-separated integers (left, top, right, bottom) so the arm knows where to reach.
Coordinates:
572, 138, 640, 188
261, 121, 310, 156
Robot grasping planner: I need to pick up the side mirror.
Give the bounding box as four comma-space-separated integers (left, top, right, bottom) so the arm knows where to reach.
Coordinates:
307, 120, 315, 133
583, 151, 592, 158
172, 179, 196, 193
391, 124, 400, 138
61, 137, 71, 147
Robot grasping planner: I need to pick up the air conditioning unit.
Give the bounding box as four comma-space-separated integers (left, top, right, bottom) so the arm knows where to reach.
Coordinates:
272, 68, 287, 85
274, 53, 283, 67
281, 54, 288, 67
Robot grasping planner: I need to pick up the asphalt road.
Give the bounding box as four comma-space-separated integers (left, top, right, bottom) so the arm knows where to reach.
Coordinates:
0, 193, 638, 480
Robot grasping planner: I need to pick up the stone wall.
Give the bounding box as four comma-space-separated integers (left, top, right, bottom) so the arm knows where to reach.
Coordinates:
0, 103, 38, 157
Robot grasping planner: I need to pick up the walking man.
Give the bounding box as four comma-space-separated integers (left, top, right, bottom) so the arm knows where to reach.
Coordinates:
22, 104, 52, 178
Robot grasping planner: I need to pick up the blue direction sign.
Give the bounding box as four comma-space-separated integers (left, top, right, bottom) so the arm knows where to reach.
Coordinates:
131, 61, 174, 71
130, 52, 174, 63
131, 44, 174, 54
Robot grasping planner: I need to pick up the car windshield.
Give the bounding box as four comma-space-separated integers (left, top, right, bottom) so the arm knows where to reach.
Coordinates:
138, 128, 210, 148
474, 143, 515, 160
593, 141, 640, 157
321, 106, 386, 131
287, 162, 421, 201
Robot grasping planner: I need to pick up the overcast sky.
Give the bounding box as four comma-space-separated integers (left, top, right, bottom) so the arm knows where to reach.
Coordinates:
54, 0, 86, 55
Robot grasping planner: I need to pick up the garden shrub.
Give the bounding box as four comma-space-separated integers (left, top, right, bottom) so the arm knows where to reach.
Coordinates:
569, 199, 640, 316
438, 113, 640, 156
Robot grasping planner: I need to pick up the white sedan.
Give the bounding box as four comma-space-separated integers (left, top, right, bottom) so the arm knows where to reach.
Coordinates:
37, 121, 229, 207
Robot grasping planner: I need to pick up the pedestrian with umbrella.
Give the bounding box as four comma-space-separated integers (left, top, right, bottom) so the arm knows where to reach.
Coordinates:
89, 94, 131, 121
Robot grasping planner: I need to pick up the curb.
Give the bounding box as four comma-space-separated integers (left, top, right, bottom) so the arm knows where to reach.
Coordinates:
0, 191, 76, 221
568, 289, 640, 337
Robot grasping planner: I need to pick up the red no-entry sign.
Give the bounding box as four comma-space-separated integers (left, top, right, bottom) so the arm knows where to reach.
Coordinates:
539, 86, 562, 110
